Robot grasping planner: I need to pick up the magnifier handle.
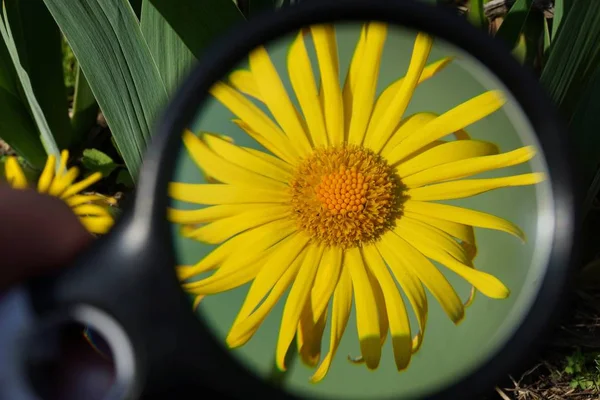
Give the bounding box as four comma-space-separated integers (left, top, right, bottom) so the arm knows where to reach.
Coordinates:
14, 213, 285, 399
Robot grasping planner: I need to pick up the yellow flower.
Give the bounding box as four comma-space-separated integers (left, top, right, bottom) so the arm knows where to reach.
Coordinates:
4, 150, 115, 234
169, 23, 543, 382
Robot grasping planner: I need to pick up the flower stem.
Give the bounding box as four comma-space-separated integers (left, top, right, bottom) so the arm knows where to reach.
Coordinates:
268, 341, 298, 387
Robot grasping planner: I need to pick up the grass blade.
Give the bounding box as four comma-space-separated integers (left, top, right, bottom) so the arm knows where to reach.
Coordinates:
551, 0, 574, 40
543, 17, 551, 57
0, 3, 60, 159
495, 0, 533, 51
140, 1, 195, 94
42, 0, 169, 179
71, 67, 99, 141
540, 0, 600, 119
147, 0, 245, 60
571, 66, 600, 215
4, 0, 72, 150
0, 28, 46, 168
467, 0, 487, 30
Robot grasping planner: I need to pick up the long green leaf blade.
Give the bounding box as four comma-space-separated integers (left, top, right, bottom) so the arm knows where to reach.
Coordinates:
540, 0, 600, 119
147, 0, 245, 60
42, 0, 169, 179
71, 66, 99, 141
0, 25, 46, 168
0, 3, 60, 159
495, 0, 533, 51
4, 0, 72, 150
140, 1, 195, 94
467, 0, 487, 30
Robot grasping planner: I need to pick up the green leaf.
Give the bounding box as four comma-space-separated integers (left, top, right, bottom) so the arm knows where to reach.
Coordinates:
551, 0, 574, 40
543, 17, 551, 56
0, 3, 60, 160
4, 0, 72, 150
570, 65, 600, 215
146, 0, 245, 60
0, 86, 47, 168
540, 0, 600, 120
81, 148, 118, 178
42, 0, 169, 179
495, 0, 533, 51
140, 0, 195, 94
521, 9, 544, 68
0, 37, 46, 169
467, 0, 487, 30
116, 168, 134, 187
71, 67, 99, 141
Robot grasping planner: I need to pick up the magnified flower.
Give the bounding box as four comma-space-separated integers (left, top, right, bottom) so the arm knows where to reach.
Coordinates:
4, 150, 115, 234
169, 23, 543, 382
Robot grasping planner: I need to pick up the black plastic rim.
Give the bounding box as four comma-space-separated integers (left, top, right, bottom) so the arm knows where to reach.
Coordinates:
132, 0, 577, 398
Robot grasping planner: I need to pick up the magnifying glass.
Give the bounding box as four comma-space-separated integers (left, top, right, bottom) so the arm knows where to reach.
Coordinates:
2, 0, 576, 399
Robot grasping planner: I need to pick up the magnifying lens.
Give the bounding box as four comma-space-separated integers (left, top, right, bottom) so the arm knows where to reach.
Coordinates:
2, 0, 576, 399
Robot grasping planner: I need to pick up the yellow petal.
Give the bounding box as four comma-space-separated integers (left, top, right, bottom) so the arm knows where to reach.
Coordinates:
309, 246, 343, 318
183, 130, 287, 190
37, 154, 56, 193
48, 167, 79, 197
342, 24, 367, 138
380, 112, 437, 157
403, 210, 476, 248
79, 215, 113, 234
365, 33, 433, 152
229, 70, 260, 100
230, 232, 311, 326
369, 57, 453, 153
210, 82, 298, 163
227, 235, 310, 347
403, 146, 537, 188
201, 134, 293, 183
346, 22, 387, 146
395, 140, 500, 178
375, 234, 428, 353
346, 247, 381, 370
394, 220, 510, 299
406, 173, 544, 201
383, 231, 464, 324
404, 200, 525, 241
168, 183, 289, 205
168, 204, 249, 224
65, 194, 106, 208
178, 219, 296, 281
56, 150, 69, 176
192, 295, 204, 311
244, 146, 294, 174
72, 204, 112, 218
396, 217, 472, 265
311, 266, 352, 383
297, 302, 328, 367
288, 32, 328, 148
4, 157, 28, 189
181, 205, 290, 244
311, 24, 344, 145
361, 245, 411, 370
386, 90, 506, 165
276, 244, 324, 370
60, 172, 102, 199
250, 46, 312, 155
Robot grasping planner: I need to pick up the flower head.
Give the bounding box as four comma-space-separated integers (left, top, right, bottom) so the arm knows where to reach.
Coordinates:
169, 23, 543, 382
4, 150, 115, 234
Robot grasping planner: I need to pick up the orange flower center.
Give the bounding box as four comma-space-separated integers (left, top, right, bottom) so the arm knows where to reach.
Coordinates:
290, 145, 401, 248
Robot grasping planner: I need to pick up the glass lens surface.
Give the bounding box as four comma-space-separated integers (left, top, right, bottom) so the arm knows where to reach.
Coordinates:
168, 21, 553, 399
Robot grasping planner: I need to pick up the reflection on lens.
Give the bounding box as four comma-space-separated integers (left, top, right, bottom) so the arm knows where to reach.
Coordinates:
2, 149, 118, 235
169, 21, 549, 398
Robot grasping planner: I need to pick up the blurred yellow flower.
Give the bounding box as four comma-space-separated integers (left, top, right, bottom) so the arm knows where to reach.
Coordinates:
4, 150, 115, 234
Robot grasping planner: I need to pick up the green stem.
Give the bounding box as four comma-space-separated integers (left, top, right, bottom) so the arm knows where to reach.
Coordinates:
268, 340, 298, 387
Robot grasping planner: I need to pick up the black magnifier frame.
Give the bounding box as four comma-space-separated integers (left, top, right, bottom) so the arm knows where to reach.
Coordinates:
21, 0, 577, 399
